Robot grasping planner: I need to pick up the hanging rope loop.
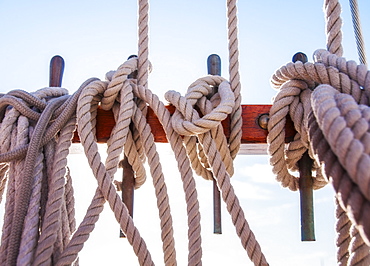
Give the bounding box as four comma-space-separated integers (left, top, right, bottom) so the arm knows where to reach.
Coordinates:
268, 0, 370, 263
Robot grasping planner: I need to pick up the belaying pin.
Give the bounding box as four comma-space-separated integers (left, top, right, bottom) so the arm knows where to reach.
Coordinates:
207, 54, 222, 234
293, 52, 315, 242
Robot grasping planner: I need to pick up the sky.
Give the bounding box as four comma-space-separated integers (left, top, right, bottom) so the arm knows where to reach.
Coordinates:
0, 0, 369, 265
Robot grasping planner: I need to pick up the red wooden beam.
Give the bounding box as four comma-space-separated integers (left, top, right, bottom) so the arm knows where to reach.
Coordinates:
72, 104, 295, 144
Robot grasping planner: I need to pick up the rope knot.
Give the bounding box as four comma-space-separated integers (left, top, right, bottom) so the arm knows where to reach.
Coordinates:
101, 57, 138, 111
101, 57, 153, 111
165, 76, 235, 136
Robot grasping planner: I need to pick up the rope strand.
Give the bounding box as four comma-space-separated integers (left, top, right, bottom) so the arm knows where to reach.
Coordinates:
349, 0, 368, 67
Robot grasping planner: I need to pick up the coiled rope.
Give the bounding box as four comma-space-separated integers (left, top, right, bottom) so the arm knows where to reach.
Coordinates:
0, 0, 269, 265
267, 0, 369, 264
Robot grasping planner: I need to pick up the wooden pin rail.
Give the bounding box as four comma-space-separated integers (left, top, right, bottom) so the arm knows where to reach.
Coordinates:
49, 54, 312, 242
71, 105, 296, 145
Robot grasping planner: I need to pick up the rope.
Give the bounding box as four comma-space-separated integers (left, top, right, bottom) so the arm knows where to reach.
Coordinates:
267, 0, 370, 264
336, 199, 351, 265
137, 0, 149, 89
33, 117, 76, 265
0, 0, 271, 265
165, 75, 268, 265
268, 50, 370, 263
226, 0, 243, 159
7, 95, 69, 266
324, 0, 343, 56
349, 0, 368, 67
0, 163, 8, 203
308, 83, 370, 245
348, 223, 370, 265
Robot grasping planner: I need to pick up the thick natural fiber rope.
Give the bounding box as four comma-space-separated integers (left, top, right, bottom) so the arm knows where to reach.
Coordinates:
268, 50, 370, 262
268, 1, 370, 264
311, 86, 370, 200
226, 0, 243, 159
0, 83, 93, 265
105, 61, 177, 266
32, 116, 77, 265
61, 54, 264, 265
336, 199, 351, 265
268, 48, 370, 190
0, 0, 270, 265
138, 0, 149, 89
17, 151, 44, 265
324, 0, 343, 57
72, 78, 155, 266
0, 129, 20, 265
165, 75, 268, 265
308, 85, 370, 247
348, 223, 370, 265
0, 163, 8, 203
6, 95, 69, 266
130, 80, 203, 265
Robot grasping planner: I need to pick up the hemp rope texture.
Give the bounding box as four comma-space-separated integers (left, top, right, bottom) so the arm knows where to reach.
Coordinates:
0, 0, 270, 265
267, 0, 370, 264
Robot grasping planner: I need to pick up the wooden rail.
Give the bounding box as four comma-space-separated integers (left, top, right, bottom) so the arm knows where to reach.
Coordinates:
71, 105, 295, 144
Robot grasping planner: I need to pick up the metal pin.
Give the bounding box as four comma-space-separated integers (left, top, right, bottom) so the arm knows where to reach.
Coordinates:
119, 55, 137, 238
120, 157, 135, 217
293, 52, 315, 241
298, 152, 315, 241
207, 54, 221, 76
292, 52, 308, 64
42, 55, 64, 222
49, 55, 64, 87
207, 54, 222, 234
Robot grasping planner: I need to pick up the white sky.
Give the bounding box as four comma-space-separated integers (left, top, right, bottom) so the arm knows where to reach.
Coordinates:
0, 0, 369, 265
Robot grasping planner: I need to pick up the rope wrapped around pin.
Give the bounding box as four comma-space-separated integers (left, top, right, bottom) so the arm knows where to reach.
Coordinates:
103, 56, 147, 189
166, 75, 269, 265
268, 48, 370, 248
62, 56, 179, 265
165, 75, 235, 180
0, 81, 98, 265
267, 48, 370, 192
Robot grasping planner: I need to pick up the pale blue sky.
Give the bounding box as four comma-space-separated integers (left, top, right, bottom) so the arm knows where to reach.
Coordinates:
0, 0, 369, 265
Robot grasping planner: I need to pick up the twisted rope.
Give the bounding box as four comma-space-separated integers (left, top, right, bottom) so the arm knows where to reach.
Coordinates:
268, 48, 370, 253
349, 0, 367, 67
267, 0, 370, 262
17, 151, 43, 266
336, 199, 351, 265
6, 95, 69, 266
33, 116, 76, 265
324, 0, 343, 56
348, 223, 370, 265
308, 84, 370, 246
0, 0, 268, 265
0, 163, 8, 203
131, 82, 203, 265
166, 75, 268, 265
138, 0, 149, 89
226, 0, 243, 159
58, 78, 155, 265
0, 83, 92, 264
0, 134, 19, 265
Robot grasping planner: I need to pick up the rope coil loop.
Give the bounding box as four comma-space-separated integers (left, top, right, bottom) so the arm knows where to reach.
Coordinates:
165, 76, 234, 136
268, 1, 370, 263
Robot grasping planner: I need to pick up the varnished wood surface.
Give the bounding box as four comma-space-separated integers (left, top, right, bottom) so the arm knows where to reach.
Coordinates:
72, 105, 295, 144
